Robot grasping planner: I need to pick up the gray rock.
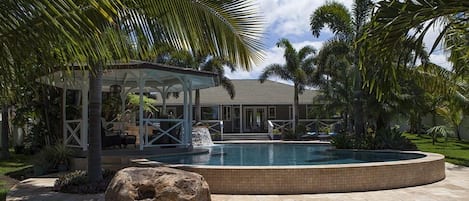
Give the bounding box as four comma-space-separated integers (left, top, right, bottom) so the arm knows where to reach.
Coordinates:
105, 167, 211, 201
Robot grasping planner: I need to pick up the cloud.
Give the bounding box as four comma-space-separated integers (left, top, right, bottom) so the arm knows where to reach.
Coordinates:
258, 0, 353, 37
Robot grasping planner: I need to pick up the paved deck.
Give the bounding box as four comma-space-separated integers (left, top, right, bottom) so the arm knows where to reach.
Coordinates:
7, 163, 469, 201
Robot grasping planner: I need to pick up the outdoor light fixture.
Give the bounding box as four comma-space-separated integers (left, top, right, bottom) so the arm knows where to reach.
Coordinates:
110, 84, 122, 94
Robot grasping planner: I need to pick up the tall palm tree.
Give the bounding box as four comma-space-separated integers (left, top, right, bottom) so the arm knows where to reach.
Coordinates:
314, 40, 353, 131
1, 0, 264, 183
310, 0, 374, 137
86, 0, 264, 182
259, 38, 316, 134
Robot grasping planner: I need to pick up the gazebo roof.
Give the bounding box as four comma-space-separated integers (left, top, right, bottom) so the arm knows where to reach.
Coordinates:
38, 61, 218, 92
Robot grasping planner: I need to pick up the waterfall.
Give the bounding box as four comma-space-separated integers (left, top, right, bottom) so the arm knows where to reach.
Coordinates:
192, 126, 214, 146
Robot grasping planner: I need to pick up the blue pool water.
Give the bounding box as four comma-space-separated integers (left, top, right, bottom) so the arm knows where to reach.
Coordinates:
149, 143, 424, 166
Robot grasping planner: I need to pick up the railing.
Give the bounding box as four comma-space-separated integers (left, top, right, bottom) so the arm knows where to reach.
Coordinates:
193, 120, 224, 141
64, 120, 83, 148
143, 118, 185, 147
267, 119, 340, 138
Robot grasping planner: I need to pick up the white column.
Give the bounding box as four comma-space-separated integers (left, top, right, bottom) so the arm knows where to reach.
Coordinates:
182, 79, 188, 146
240, 104, 243, 133
188, 82, 193, 147
81, 72, 89, 151
138, 71, 145, 150
62, 87, 67, 146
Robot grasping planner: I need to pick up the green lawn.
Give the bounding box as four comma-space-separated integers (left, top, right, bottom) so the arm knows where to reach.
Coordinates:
404, 133, 469, 167
0, 152, 32, 201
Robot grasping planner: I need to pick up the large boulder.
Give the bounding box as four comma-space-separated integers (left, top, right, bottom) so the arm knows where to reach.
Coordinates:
105, 167, 211, 201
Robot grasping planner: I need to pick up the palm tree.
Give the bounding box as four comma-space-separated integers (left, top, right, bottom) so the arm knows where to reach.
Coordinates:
259, 38, 316, 134
366, 0, 469, 94
1, 0, 264, 183
310, 0, 374, 137
0, 0, 120, 160
314, 39, 354, 132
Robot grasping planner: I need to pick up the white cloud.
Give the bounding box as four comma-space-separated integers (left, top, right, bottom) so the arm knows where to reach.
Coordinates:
258, 0, 353, 37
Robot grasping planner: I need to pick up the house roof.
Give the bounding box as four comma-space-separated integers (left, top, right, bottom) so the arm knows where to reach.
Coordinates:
37, 61, 217, 92
161, 79, 319, 105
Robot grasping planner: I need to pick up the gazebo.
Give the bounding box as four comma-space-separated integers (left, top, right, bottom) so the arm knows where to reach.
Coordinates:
39, 61, 217, 151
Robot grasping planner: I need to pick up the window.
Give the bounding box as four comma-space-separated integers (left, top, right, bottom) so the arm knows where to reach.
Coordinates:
223, 106, 232, 121
202, 106, 219, 120
268, 106, 276, 119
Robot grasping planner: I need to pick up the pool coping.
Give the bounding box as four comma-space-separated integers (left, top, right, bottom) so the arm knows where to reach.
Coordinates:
133, 143, 445, 194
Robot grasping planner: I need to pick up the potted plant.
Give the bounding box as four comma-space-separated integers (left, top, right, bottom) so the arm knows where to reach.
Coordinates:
271, 129, 282, 140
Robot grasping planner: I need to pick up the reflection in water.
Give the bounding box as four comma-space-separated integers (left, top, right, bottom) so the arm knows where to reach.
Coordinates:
150, 144, 423, 166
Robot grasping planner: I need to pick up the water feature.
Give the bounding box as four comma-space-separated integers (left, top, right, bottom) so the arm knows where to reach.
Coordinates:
191, 126, 214, 146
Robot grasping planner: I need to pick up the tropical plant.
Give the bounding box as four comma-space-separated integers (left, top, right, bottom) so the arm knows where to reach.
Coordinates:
1, 0, 264, 184
427, 125, 451, 145
310, 0, 374, 137
259, 38, 316, 134
365, 0, 469, 95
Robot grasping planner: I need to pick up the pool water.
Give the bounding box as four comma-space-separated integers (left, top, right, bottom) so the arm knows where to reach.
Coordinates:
149, 143, 424, 166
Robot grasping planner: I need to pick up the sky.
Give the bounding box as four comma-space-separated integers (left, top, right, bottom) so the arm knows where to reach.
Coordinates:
225, 0, 451, 84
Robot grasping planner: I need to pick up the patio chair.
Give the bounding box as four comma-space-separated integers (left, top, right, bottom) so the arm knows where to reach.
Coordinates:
101, 126, 122, 148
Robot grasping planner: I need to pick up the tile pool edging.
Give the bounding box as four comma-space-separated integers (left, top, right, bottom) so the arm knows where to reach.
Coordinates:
134, 151, 445, 194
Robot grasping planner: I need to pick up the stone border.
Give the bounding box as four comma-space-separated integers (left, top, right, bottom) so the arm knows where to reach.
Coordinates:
135, 147, 445, 194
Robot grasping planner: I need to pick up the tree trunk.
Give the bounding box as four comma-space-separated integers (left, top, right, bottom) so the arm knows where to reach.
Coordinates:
88, 62, 103, 182
293, 84, 299, 135
455, 124, 461, 141
1, 106, 10, 160
195, 89, 201, 122
352, 48, 365, 138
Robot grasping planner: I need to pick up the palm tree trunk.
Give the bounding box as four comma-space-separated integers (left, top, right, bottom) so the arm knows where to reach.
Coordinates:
195, 89, 201, 122
293, 84, 299, 135
88, 62, 103, 182
1, 106, 10, 160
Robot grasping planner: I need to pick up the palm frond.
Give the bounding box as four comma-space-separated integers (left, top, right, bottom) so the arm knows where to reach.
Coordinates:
310, 1, 353, 38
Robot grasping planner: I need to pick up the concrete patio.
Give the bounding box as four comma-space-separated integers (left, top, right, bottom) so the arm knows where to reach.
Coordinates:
7, 163, 469, 201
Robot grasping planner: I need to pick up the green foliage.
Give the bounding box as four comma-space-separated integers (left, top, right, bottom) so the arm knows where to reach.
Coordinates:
374, 128, 417, 151
32, 144, 75, 174
126, 94, 158, 115
331, 128, 417, 151
281, 129, 297, 140
330, 133, 354, 149
53, 169, 116, 194
427, 125, 451, 145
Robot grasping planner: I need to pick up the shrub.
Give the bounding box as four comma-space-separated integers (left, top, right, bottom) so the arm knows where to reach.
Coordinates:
331, 128, 417, 151
374, 128, 417, 151
331, 133, 354, 149
32, 144, 75, 175
53, 169, 116, 194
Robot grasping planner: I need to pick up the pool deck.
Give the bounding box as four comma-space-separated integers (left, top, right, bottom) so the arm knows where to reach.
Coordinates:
6, 163, 469, 201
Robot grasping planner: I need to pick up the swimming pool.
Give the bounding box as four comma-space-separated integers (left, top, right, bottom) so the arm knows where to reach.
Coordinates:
137, 142, 445, 194
149, 143, 424, 166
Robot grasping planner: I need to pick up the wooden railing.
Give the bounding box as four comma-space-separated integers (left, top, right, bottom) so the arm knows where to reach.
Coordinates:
268, 119, 340, 138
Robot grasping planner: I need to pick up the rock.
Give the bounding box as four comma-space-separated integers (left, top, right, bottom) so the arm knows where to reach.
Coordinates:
192, 127, 214, 146
105, 167, 211, 201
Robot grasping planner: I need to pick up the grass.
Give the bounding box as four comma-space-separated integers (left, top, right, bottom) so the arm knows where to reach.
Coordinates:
404, 133, 469, 167
0, 151, 32, 201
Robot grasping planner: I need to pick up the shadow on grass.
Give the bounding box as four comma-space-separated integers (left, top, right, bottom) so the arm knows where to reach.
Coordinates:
446, 156, 469, 167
